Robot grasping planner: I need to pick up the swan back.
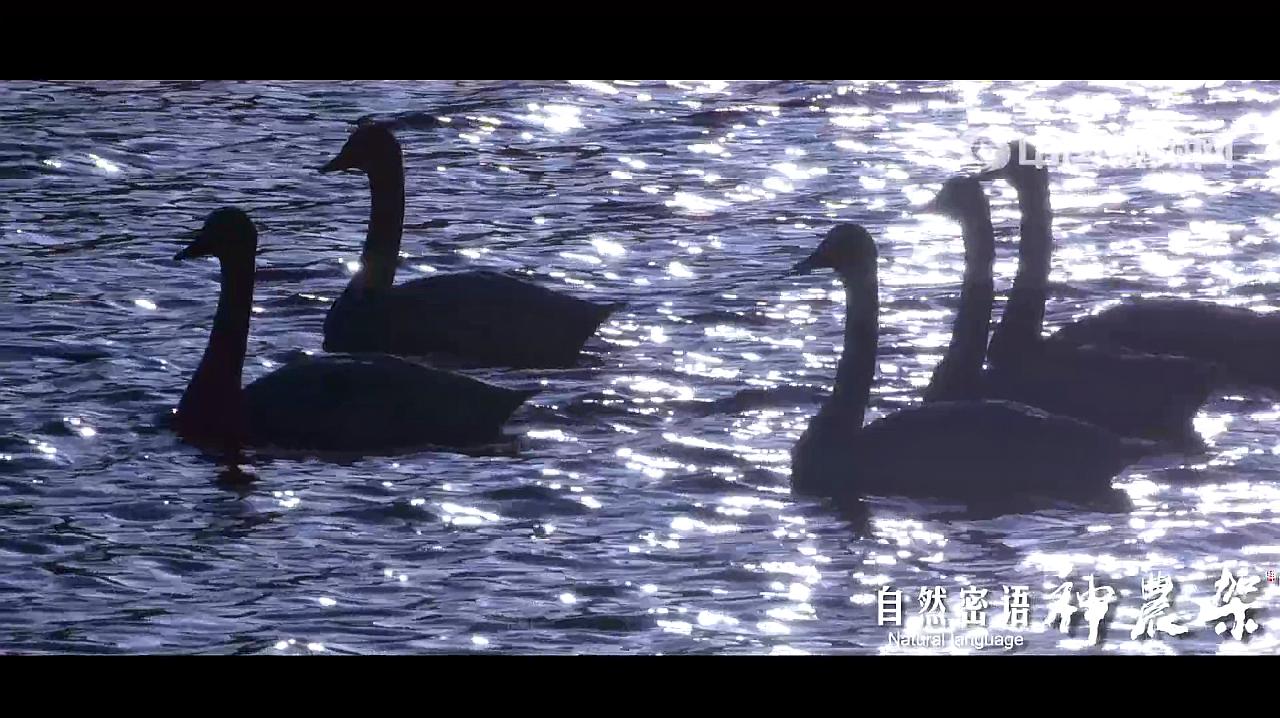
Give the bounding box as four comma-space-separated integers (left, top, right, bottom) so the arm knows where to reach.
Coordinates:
244, 354, 536, 452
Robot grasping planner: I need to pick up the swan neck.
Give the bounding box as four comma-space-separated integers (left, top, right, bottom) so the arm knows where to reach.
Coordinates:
1012, 170, 1052, 290
182, 253, 253, 415
358, 160, 405, 290
989, 169, 1052, 367
959, 204, 996, 284
926, 209, 996, 401
831, 268, 878, 425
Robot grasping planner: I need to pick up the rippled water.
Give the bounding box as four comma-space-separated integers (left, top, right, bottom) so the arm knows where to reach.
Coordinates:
3, 80, 1280, 655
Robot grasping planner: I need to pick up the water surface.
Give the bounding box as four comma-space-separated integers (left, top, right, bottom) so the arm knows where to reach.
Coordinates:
2, 80, 1279, 654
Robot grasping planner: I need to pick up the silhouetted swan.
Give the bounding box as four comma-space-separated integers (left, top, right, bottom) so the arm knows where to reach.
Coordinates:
319, 123, 622, 369
976, 140, 1280, 391
960, 148, 1218, 445
173, 208, 536, 455
923, 176, 1215, 443
787, 224, 1150, 503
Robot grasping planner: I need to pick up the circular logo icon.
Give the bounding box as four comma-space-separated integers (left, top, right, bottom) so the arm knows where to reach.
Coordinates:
962, 131, 1010, 172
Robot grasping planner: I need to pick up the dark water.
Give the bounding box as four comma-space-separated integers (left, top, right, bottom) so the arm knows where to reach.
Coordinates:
2, 80, 1279, 654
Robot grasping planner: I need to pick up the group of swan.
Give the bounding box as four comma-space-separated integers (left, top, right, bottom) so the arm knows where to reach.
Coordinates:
174, 123, 616, 456
788, 141, 1278, 507
787, 224, 1151, 504
172, 127, 1276, 508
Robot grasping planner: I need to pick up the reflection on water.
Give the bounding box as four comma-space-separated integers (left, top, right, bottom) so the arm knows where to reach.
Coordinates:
1, 80, 1279, 654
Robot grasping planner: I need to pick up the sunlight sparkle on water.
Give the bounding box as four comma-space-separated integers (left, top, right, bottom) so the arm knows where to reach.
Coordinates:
523, 104, 584, 133
88, 154, 121, 173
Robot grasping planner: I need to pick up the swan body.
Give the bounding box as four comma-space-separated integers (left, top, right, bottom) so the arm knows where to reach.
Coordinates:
242, 353, 536, 453
1046, 298, 1280, 390
787, 224, 1147, 504
325, 269, 619, 369
173, 208, 535, 455
320, 123, 621, 369
983, 334, 1216, 444
793, 399, 1148, 502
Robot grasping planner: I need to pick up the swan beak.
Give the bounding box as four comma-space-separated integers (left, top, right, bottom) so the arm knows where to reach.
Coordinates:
174, 230, 213, 261
320, 152, 356, 173
973, 166, 1006, 182
787, 254, 822, 277
921, 195, 942, 214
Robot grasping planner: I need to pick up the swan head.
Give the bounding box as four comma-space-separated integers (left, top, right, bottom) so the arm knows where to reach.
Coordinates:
320, 123, 402, 174
923, 175, 988, 219
789, 224, 877, 279
175, 207, 258, 261
974, 139, 1047, 189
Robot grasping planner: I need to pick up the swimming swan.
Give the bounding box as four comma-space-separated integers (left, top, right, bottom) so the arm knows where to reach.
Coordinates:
173, 207, 536, 455
787, 224, 1150, 503
923, 174, 1215, 447
319, 123, 622, 369
978, 140, 1279, 392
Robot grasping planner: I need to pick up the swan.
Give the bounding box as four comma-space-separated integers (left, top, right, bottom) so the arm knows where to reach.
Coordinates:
922, 175, 1217, 443
976, 140, 1280, 391
949, 149, 1220, 445
173, 207, 537, 455
787, 224, 1151, 504
318, 122, 622, 369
